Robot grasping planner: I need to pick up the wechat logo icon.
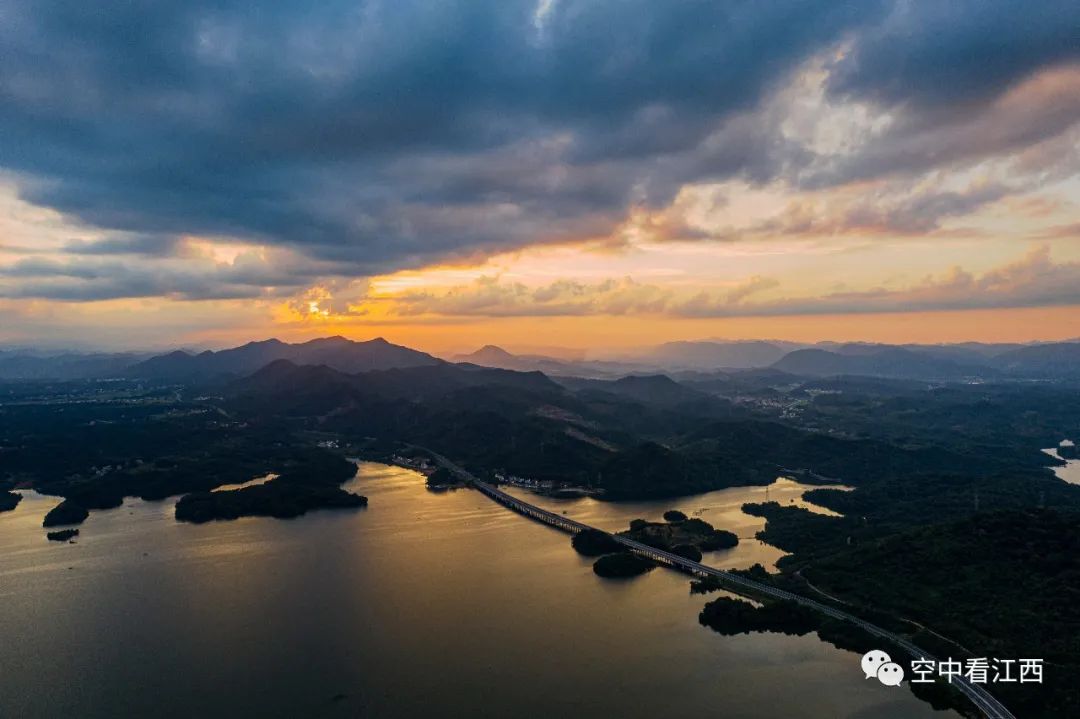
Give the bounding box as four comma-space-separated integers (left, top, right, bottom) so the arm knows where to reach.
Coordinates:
862, 650, 905, 686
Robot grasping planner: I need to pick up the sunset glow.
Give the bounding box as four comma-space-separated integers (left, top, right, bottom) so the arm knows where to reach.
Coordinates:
0, 3, 1076, 353
4, 5, 1080, 717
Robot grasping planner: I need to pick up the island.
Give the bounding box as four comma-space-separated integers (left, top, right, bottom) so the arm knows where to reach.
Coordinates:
43, 499, 90, 527
0, 491, 21, 513
46, 528, 79, 542
583, 515, 737, 580
620, 516, 738, 552
571, 528, 626, 556
175, 481, 367, 523
669, 544, 703, 562
592, 553, 655, 578
426, 467, 464, 491
698, 596, 819, 636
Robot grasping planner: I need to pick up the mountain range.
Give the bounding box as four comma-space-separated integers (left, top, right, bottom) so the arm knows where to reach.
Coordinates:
459, 341, 1080, 381
770, 347, 995, 380
1, 336, 1079, 383
0, 350, 151, 380
127, 336, 440, 381
634, 340, 791, 369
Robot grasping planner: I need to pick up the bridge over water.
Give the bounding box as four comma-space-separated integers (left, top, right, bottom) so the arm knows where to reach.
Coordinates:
424, 450, 1015, 719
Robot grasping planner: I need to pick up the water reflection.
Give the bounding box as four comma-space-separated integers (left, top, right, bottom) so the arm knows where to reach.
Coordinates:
0, 463, 952, 719
503, 476, 852, 570
211, 472, 278, 492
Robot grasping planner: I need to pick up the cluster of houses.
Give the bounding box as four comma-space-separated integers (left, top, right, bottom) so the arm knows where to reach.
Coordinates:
493, 471, 554, 492
390, 454, 433, 473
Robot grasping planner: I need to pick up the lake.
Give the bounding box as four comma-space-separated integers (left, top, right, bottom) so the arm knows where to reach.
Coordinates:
0, 462, 956, 718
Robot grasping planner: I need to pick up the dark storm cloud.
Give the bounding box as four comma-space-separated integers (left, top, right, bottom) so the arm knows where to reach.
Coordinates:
63, 234, 182, 256
828, 1, 1080, 108
0, 0, 1076, 284
0, 254, 319, 301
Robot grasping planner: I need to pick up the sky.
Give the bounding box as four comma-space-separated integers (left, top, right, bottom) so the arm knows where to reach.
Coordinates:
0, 0, 1078, 354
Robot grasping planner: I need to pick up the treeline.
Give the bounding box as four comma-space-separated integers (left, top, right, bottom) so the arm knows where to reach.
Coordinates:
751, 508, 1080, 717
175, 451, 363, 523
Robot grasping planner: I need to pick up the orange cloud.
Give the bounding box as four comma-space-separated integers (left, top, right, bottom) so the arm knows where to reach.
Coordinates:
321, 245, 1080, 321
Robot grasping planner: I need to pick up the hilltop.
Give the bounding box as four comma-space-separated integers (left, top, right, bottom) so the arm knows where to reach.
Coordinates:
127, 336, 440, 381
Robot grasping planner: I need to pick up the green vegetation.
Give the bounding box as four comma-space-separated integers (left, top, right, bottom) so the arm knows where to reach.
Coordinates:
803, 469, 1080, 531
571, 528, 625, 556
175, 482, 367, 523
175, 452, 363, 523
691, 563, 770, 594
46, 528, 79, 542
0, 383, 366, 524
663, 509, 687, 522
669, 544, 702, 562
425, 467, 461, 491
697, 591, 976, 716
6, 356, 1080, 717
0, 491, 20, 512
42, 500, 89, 527
699, 597, 818, 636
733, 505, 1080, 717
203, 360, 1080, 511
592, 553, 654, 578
620, 516, 737, 553
799, 510, 1080, 718
741, 502, 851, 563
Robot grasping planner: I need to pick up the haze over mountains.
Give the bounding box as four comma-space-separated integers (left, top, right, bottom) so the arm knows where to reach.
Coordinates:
770, 347, 996, 380
634, 340, 795, 369
453, 340, 1080, 382
127, 336, 440, 381
0, 349, 152, 381
1, 336, 1079, 383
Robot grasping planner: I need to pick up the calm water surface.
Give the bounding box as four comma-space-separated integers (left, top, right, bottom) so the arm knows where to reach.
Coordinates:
504, 476, 852, 571
0, 463, 956, 719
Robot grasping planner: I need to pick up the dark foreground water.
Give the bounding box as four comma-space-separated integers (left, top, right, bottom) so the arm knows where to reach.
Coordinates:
0, 463, 956, 719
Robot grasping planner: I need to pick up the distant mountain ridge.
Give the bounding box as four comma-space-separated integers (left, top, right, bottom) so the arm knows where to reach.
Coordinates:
642, 340, 788, 369
225, 358, 568, 419
0, 350, 151, 380
451, 344, 644, 378
234, 358, 560, 398
560, 374, 710, 407
992, 342, 1080, 377
128, 336, 441, 381
771, 347, 998, 380
452, 340, 1080, 382
5, 337, 1080, 383
452, 344, 573, 373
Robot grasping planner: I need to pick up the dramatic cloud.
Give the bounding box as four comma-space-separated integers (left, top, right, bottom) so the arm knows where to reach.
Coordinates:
1, 0, 1078, 352
810, 64, 1080, 186
0, 244, 325, 301
828, 1, 1080, 107
372, 246, 1080, 319
765, 179, 1015, 239
0, 0, 873, 271
2, 0, 1077, 278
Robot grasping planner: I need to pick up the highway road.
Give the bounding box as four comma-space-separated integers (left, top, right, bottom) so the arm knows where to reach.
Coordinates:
424, 449, 1016, 719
